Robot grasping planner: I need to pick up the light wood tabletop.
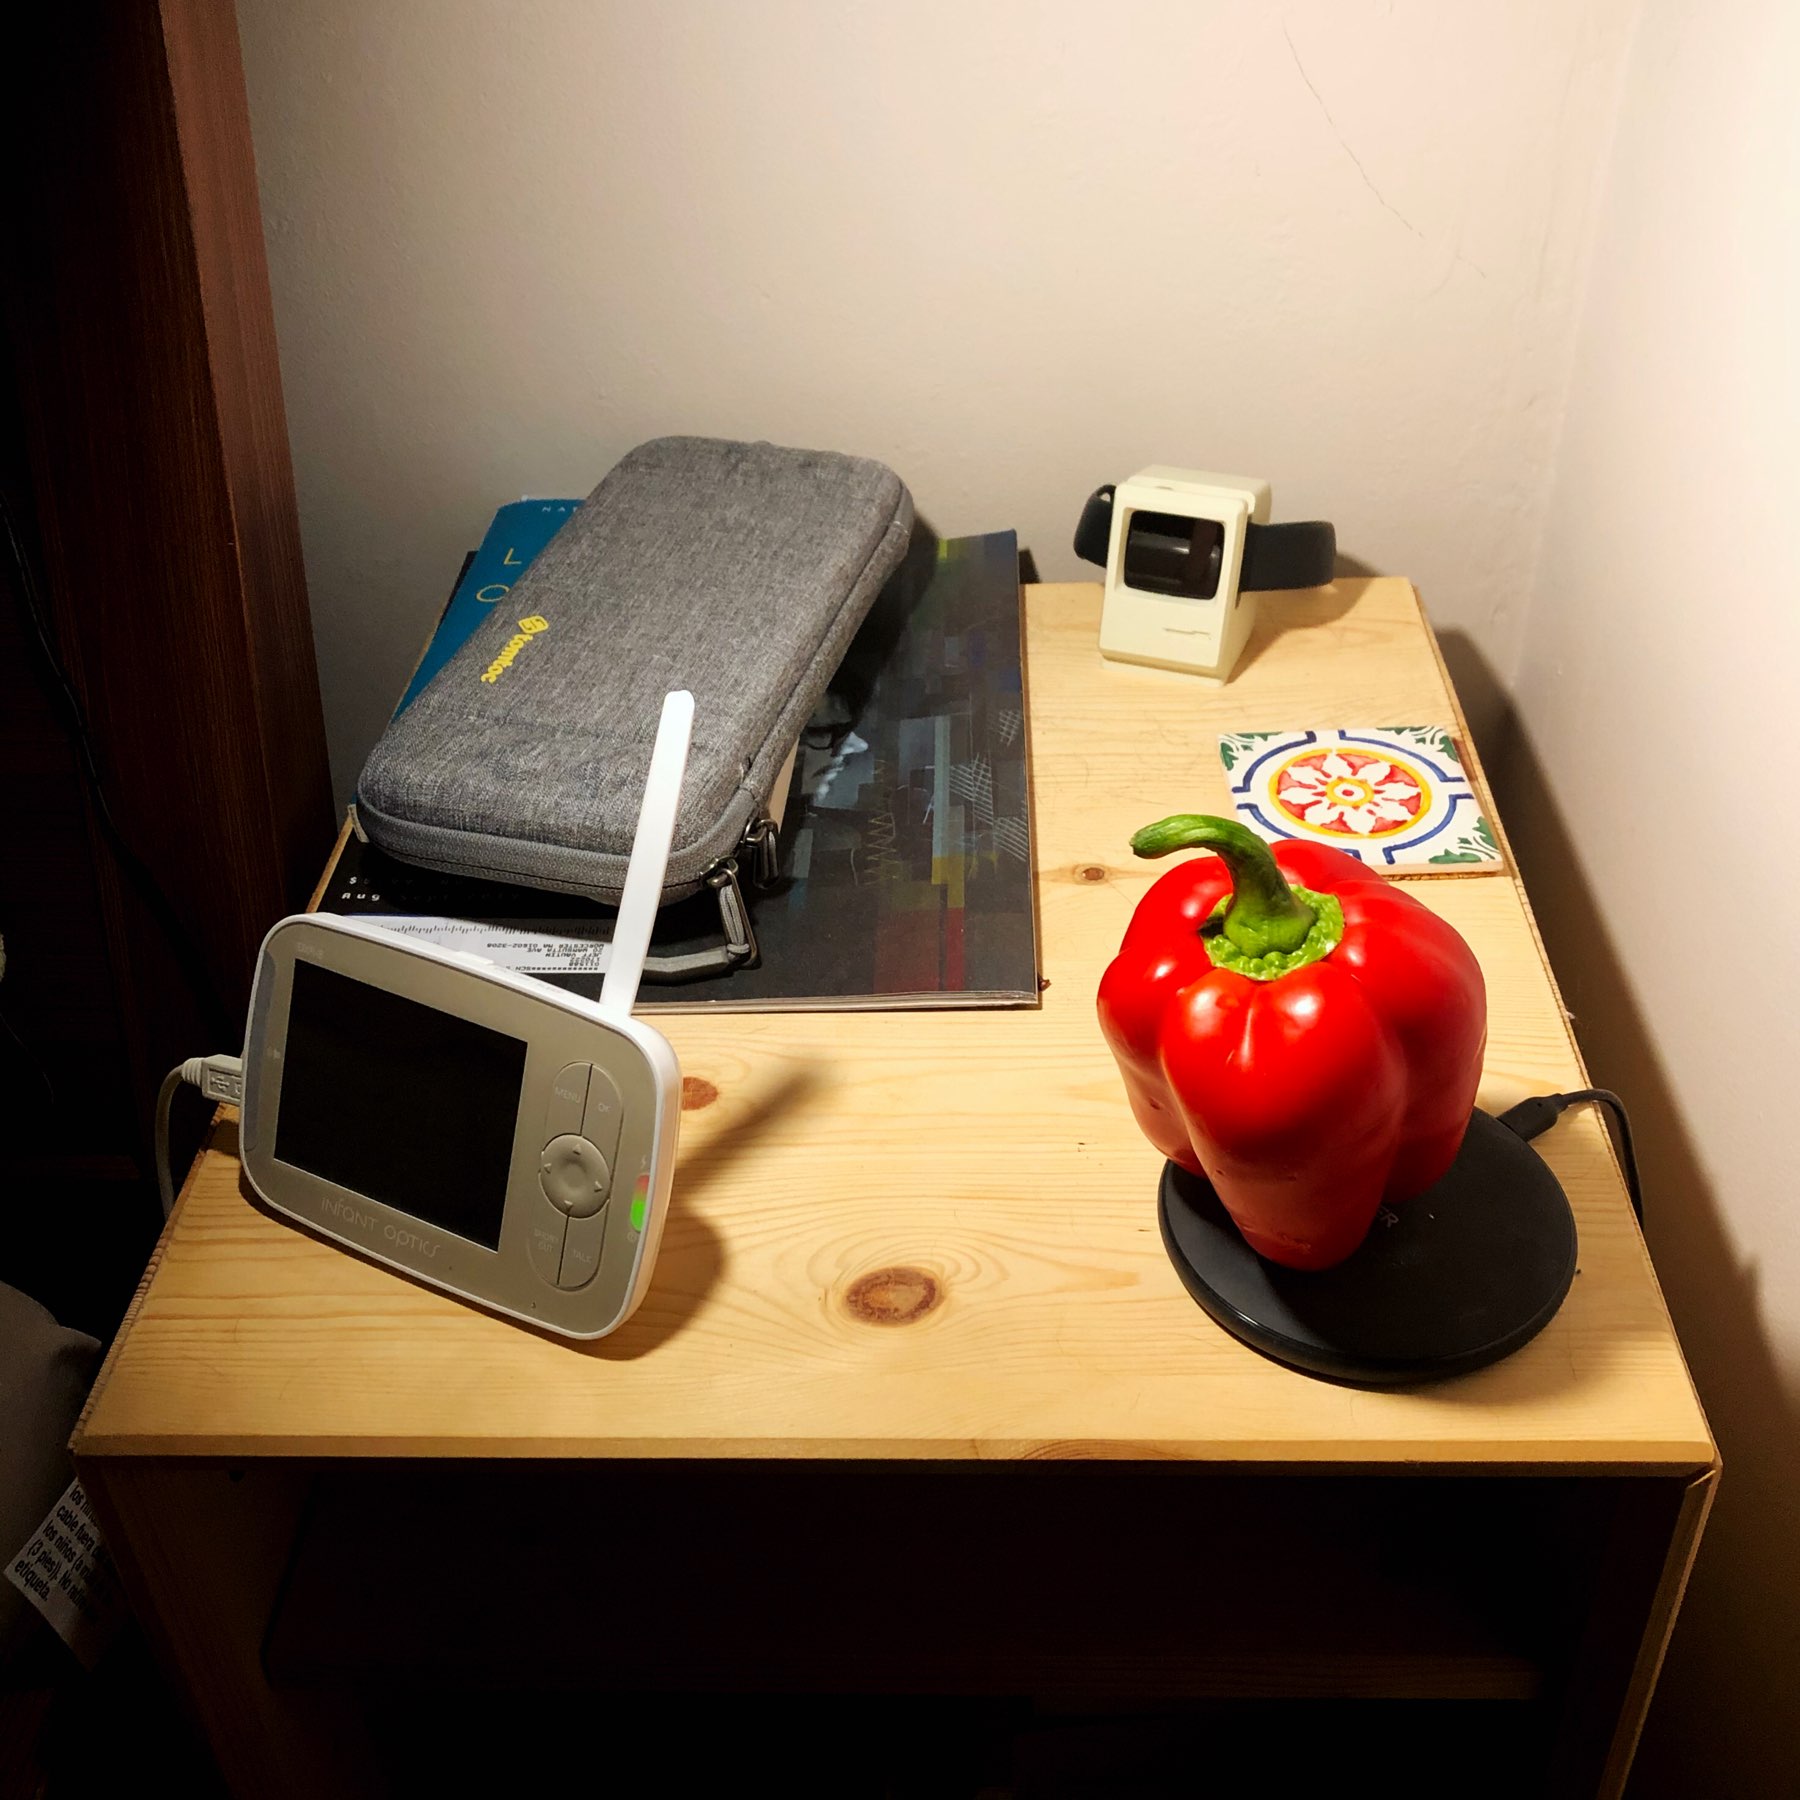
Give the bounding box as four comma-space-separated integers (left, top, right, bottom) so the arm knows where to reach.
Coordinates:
76, 578, 1713, 1471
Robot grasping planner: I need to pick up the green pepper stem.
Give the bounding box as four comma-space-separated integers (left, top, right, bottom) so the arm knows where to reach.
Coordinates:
1130, 814, 1319, 958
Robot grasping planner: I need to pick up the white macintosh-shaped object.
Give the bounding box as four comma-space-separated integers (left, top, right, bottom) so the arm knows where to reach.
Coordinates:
1099, 468, 1271, 683
1084, 466, 1335, 685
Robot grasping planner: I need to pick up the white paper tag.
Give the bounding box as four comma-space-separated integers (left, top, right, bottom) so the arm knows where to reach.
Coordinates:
375, 916, 615, 975
6, 1478, 128, 1668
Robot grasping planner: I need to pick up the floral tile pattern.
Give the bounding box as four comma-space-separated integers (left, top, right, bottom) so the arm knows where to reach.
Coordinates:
1217, 727, 1502, 870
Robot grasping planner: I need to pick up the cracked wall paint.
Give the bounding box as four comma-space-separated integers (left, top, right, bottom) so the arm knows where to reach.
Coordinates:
236, 0, 1640, 799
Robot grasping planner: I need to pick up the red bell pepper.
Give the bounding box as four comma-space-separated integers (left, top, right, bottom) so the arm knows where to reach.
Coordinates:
1097, 815, 1486, 1271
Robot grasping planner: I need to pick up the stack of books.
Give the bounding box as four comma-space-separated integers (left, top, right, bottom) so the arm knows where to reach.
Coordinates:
328, 507, 1039, 1013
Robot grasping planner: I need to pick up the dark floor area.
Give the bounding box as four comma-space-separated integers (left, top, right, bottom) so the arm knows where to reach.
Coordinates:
377, 1693, 1549, 1798
4, 1657, 1551, 1799
0, 1630, 224, 1800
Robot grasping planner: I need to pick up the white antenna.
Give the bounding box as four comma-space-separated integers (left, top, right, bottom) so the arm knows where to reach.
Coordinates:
599, 689, 694, 1019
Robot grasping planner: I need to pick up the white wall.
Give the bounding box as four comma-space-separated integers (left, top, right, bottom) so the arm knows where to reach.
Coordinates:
236, 0, 1635, 801
1506, 1, 1800, 1791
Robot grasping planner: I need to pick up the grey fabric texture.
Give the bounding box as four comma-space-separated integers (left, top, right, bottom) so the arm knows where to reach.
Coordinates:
0, 1282, 101, 1664
358, 437, 913, 902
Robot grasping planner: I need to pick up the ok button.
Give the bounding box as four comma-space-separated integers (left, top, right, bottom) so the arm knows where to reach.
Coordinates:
538, 1134, 611, 1219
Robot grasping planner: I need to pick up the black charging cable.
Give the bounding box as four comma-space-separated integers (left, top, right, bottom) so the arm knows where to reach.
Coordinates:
1498, 1088, 1642, 1223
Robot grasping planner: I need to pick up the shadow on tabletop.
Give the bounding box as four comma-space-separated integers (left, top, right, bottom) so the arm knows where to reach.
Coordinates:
1329, 556, 1513, 763
1442, 628, 1800, 1800
578, 1057, 824, 1361
1218, 578, 1357, 686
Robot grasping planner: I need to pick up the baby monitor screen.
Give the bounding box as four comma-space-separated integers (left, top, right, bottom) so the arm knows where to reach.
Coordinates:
274, 960, 527, 1250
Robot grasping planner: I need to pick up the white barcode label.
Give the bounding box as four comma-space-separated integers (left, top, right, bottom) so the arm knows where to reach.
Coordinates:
7, 1478, 128, 1668
376, 916, 615, 975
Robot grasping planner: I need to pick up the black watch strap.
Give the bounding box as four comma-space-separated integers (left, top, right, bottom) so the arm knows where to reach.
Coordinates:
1073, 485, 1336, 591
1072, 485, 1119, 565
1239, 518, 1336, 591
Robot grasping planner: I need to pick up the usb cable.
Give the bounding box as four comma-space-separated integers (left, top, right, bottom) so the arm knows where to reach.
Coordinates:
154, 1054, 244, 1218
1498, 1087, 1642, 1222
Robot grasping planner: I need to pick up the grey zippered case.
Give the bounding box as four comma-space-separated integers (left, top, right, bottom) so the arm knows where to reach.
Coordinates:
356, 436, 914, 974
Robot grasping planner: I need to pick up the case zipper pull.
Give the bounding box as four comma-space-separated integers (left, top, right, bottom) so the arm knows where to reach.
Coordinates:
739, 815, 781, 887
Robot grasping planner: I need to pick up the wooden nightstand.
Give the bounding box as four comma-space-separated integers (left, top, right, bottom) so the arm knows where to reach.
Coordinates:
74, 580, 1714, 1798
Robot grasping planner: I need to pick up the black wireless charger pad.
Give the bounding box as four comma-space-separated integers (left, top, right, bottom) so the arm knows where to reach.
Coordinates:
1158, 1110, 1577, 1385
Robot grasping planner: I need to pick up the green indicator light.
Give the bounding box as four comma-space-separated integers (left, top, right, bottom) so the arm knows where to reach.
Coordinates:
629, 1194, 647, 1233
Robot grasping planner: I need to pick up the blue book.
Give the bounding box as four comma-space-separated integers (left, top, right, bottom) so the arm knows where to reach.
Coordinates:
394, 499, 580, 714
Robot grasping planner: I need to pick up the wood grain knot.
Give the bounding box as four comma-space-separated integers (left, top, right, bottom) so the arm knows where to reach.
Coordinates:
681, 1076, 719, 1111
1077, 864, 1108, 882
844, 1267, 940, 1325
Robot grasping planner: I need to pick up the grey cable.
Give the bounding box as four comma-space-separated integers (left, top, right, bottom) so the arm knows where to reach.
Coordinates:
155, 1063, 187, 1218
154, 1054, 245, 1217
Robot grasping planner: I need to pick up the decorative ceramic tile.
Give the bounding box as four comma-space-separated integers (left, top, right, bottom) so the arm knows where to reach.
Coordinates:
1217, 727, 1502, 870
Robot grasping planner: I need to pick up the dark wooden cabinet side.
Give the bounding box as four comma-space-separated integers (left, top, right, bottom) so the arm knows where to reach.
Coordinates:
1, 0, 332, 1313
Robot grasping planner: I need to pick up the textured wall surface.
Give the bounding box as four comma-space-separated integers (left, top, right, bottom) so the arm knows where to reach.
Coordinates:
236, 0, 1633, 797
1506, 2, 1800, 1791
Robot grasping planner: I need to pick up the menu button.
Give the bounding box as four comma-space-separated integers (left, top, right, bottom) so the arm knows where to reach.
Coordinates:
546, 1061, 590, 1139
